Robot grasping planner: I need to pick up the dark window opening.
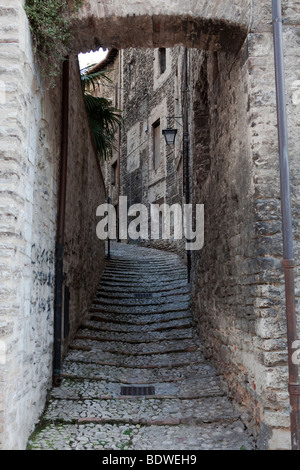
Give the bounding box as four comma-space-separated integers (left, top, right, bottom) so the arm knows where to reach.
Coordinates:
111, 161, 118, 185
158, 48, 166, 74
152, 119, 161, 169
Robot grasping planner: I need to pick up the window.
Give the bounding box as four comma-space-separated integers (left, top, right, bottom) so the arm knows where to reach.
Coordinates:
158, 48, 166, 74
111, 161, 118, 185
152, 119, 161, 170
129, 59, 136, 93
154, 197, 164, 238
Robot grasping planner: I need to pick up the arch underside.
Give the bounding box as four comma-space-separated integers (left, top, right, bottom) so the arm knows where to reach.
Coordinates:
71, 14, 248, 54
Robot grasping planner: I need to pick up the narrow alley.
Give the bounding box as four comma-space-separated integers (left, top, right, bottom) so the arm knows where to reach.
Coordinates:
27, 243, 254, 450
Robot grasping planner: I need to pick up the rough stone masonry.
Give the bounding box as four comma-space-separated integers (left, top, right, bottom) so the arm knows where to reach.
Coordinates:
0, 1, 105, 449
0, 0, 300, 450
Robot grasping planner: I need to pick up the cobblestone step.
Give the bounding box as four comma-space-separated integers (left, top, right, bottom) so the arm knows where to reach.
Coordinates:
27, 422, 251, 451
50, 375, 224, 400
66, 347, 205, 368
94, 286, 190, 299
92, 293, 190, 306
89, 311, 192, 325
89, 303, 190, 315
101, 261, 186, 272
87, 312, 194, 327
71, 335, 200, 356
98, 276, 188, 286
41, 396, 240, 425
77, 325, 195, 342
60, 360, 215, 383
27, 242, 254, 450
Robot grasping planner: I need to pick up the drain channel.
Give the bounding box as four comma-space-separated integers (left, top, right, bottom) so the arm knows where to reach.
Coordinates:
120, 386, 155, 396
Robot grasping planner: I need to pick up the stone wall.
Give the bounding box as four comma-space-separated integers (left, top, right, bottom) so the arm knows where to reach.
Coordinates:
189, 9, 300, 447
189, 44, 261, 442
0, 2, 105, 449
0, 1, 60, 449
63, 56, 106, 351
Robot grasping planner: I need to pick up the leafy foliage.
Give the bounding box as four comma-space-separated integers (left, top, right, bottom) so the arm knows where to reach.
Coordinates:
80, 64, 123, 160
25, 0, 83, 86
80, 64, 111, 93
25, 0, 122, 160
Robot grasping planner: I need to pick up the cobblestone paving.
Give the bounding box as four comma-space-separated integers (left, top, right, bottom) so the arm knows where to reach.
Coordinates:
27, 243, 255, 450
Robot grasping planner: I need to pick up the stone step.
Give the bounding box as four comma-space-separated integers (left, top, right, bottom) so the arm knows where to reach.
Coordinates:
70, 338, 200, 363
83, 316, 195, 333
98, 278, 188, 289
60, 359, 214, 383
71, 335, 199, 354
27, 421, 252, 451
41, 395, 240, 427
101, 271, 187, 280
50, 374, 224, 400
88, 311, 193, 325
78, 325, 195, 342
103, 263, 187, 272
89, 302, 190, 315
103, 263, 185, 272
65, 348, 205, 369
92, 293, 190, 306
94, 286, 190, 299
100, 272, 187, 282
95, 282, 189, 294
104, 250, 181, 261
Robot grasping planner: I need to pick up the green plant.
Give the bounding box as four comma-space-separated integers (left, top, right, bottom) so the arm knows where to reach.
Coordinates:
25, 0, 83, 86
80, 64, 123, 160
117, 441, 129, 450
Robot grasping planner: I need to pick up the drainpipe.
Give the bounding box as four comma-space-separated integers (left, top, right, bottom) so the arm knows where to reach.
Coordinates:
183, 47, 191, 282
272, 0, 300, 450
117, 50, 122, 242
53, 56, 70, 387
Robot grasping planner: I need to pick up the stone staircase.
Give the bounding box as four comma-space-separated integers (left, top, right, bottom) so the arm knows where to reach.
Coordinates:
27, 243, 254, 450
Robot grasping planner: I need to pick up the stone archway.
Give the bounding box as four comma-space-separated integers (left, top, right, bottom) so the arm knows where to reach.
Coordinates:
71, 0, 252, 53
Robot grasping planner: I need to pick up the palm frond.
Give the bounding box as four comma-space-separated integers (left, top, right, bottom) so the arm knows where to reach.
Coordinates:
80, 64, 122, 160
83, 92, 123, 160
80, 64, 113, 93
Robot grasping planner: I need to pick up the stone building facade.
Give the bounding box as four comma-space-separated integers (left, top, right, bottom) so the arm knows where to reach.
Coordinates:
120, 47, 186, 256
1, 0, 300, 451
95, 47, 186, 255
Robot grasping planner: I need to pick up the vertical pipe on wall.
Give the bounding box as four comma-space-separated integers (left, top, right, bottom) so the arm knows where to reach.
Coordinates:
117, 50, 122, 242
272, 0, 300, 450
53, 56, 70, 387
183, 47, 191, 282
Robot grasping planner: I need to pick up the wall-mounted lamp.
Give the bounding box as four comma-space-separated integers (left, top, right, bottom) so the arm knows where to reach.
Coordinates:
162, 116, 182, 145
162, 127, 177, 145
